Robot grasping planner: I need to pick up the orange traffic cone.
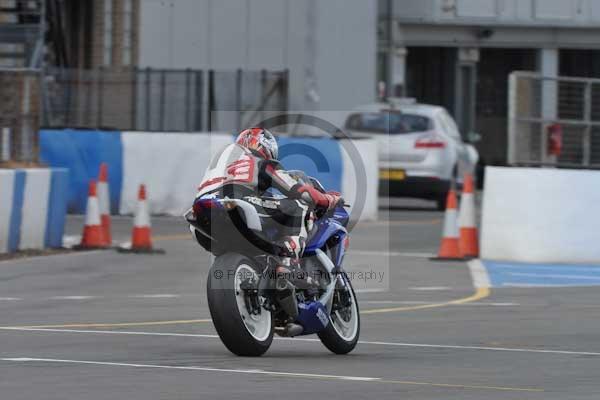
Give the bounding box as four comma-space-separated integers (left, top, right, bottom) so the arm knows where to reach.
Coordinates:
118, 185, 164, 254
97, 163, 112, 246
458, 173, 480, 259
76, 180, 108, 249
132, 184, 152, 250
433, 189, 461, 260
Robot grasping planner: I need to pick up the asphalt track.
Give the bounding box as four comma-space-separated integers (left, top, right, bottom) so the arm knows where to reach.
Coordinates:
1, 198, 599, 399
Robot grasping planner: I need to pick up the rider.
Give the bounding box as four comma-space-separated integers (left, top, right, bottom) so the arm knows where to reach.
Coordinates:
197, 128, 341, 273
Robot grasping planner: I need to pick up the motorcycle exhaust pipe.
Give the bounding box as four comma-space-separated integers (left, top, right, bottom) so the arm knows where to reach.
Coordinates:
275, 323, 304, 337
276, 278, 299, 320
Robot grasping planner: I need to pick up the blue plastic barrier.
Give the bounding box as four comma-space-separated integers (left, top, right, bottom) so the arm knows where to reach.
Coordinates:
39, 129, 123, 214
277, 137, 343, 192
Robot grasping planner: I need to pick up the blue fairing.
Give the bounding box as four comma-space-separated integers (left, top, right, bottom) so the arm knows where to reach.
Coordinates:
296, 301, 330, 335
305, 205, 349, 267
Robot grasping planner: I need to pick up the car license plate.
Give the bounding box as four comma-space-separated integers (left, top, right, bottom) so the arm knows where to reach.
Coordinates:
380, 169, 406, 181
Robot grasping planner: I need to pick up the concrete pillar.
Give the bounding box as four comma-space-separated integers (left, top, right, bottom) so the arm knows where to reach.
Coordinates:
455, 47, 479, 134
537, 48, 559, 163
538, 48, 559, 120
390, 47, 407, 97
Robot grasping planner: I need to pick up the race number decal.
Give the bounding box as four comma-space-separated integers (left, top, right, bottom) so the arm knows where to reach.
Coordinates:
226, 156, 255, 183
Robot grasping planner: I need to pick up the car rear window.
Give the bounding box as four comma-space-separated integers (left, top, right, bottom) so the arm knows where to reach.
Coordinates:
345, 112, 432, 134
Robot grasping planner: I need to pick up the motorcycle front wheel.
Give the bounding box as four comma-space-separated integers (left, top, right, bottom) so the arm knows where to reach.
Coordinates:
317, 272, 360, 355
207, 253, 274, 357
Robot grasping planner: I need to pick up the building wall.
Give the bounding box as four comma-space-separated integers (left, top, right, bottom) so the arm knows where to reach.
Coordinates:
138, 0, 376, 111
86, 0, 139, 68
378, 0, 600, 166
391, 0, 600, 27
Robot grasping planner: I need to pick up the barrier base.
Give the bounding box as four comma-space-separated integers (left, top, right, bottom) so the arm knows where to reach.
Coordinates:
429, 257, 469, 262
117, 247, 166, 255
72, 245, 111, 251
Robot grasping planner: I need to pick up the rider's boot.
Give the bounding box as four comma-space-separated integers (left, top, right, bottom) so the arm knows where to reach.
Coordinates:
277, 236, 317, 290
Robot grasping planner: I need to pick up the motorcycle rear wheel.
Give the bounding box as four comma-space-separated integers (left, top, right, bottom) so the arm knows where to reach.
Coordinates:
207, 253, 274, 357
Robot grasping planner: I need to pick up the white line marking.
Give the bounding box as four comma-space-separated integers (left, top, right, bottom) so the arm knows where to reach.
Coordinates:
355, 288, 388, 293
501, 283, 590, 288
467, 259, 491, 289
49, 296, 97, 300
2, 328, 595, 357
508, 272, 600, 281
394, 252, 437, 258
0, 357, 380, 382
351, 250, 435, 258
0, 328, 218, 338
362, 301, 519, 307
0, 250, 103, 265
355, 341, 600, 356
128, 294, 181, 299
409, 287, 452, 291
0, 294, 197, 302
362, 301, 432, 305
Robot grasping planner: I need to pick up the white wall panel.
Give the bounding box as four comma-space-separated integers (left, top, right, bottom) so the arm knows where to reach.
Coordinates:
171, 0, 209, 68
209, 0, 248, 69
515, 0, 534, 20
533, 0, 574, 20
139, 0, 172, 68
392, 0, 434, 19
456, 0, 497, 18
138, 0, 376, 111
590, 0, 600, 21
315, 0, 376, 109
247, 0, 286, 69
394, 0, 600, 26
496, 0, 517, 19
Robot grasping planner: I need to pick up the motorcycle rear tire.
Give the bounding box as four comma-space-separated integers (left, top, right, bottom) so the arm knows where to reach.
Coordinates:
207, 253, 274, 357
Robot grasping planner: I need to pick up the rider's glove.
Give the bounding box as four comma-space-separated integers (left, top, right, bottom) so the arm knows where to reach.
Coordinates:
324, 192, 343, 211
295, 185, 342, 211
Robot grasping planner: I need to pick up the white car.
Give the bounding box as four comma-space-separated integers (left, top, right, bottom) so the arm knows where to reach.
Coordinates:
344, 99, 479, 210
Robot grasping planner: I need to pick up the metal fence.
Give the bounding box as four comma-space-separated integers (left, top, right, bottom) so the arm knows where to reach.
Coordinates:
44, 67, 288, 133
0, 67, 287, 162
0, 68, 41, 162
508, 71, 600, 168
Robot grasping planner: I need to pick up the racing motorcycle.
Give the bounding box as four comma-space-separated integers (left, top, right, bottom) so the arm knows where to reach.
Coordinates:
184, 171, 360, 357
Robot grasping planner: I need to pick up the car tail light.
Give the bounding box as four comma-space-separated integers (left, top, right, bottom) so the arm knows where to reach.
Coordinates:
415, 134, 447, 149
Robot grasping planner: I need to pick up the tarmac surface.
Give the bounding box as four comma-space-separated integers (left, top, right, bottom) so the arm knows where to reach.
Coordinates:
1, 198, 599, 399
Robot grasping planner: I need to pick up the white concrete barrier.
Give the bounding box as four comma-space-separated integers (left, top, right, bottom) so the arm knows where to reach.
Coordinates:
0, 171, 16, 253
120, 132, 379, 221
120, 132, 232, 216
0, 169, 69, 254
481, 166, 600, 264
19, 169, 52, 250
340, 138, 379, 222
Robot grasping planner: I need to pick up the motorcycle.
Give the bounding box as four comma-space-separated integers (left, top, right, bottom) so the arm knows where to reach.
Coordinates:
184, 172, 360, 357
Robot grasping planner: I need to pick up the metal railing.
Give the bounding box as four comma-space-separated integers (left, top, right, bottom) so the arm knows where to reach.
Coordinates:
0, 0, 45, 68
44, 67, 289, 133
0, 0, 42, 22
0, 67, 288, 162
508, 71, 600, 168
0, 67, 41, 162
